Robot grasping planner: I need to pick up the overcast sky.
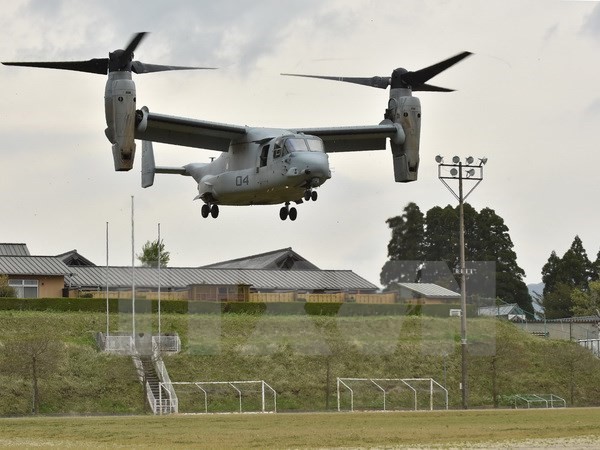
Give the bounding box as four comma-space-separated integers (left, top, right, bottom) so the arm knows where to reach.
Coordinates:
1, 0, 599, 288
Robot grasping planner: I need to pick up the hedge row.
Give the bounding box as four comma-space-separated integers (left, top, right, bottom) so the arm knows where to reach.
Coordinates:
0, 297, 471, 317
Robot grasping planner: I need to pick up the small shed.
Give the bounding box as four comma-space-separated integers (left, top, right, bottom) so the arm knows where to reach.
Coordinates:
478, 303, 526, 321
396, 283, 460, 304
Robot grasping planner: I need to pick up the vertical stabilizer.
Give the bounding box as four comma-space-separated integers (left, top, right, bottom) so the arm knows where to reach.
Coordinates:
141, 141, 156, 188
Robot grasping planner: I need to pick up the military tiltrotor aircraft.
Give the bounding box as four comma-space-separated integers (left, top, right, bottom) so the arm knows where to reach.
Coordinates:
3, 33, 472, 221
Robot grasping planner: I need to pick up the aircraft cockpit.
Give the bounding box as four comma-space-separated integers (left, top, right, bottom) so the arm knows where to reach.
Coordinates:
283, 136, 325, 153
271, 135, 325, 159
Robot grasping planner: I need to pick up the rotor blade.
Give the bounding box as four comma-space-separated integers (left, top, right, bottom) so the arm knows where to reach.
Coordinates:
414, 83, 455, 92
281, 73, 390, 89
2, 58, 109, 74
131, 61, 217, 74
402, 51, 472, 88
123, 32, 148, 58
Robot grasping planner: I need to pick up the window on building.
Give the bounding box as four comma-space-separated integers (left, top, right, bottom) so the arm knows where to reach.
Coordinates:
8, 279, 39, 298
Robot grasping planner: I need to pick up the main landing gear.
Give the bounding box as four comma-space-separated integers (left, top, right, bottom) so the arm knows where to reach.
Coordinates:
304, 189, 318, 202
201, 203, 219, 219
279, 202, 297, 221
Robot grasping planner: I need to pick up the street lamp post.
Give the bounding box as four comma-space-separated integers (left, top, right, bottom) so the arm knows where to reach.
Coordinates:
435, 155, 487, 409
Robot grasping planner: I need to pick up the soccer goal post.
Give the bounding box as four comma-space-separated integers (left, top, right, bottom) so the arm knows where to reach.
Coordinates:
337, 378, 448, 412
165, 381, 276, 414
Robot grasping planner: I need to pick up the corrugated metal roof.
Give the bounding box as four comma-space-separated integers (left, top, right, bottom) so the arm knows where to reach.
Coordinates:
478, 304, 523, 317
56, 250, 96, 267
0, 243, 30, 256
398, 283, 460, 298
0, 256, 71, 276
68, 266, 378, 291
202, 248, 320, 271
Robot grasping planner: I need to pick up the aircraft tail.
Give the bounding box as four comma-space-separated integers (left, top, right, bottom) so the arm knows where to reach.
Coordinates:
141, 140, 190, 188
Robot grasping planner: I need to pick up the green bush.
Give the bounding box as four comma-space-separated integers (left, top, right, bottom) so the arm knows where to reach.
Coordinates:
0, 275, 16, 298
0, 297, 474, 318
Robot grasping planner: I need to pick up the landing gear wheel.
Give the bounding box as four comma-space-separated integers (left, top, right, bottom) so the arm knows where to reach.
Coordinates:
304, 190, 311, 201
201, 204, 210, 218
279, 206, 288, 221
311, 190, 318, 202
289, 207, 297, 221
210, 204, 220, 218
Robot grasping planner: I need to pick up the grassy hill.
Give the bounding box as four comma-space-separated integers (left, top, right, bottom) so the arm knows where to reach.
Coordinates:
1, 309, 600, 415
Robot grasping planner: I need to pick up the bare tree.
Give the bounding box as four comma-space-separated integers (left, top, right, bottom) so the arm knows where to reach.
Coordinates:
0, 335, 64, 414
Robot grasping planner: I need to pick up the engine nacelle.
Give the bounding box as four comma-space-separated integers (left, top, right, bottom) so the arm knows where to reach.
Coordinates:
386, 91, 421, 182
104, 73, 136, 171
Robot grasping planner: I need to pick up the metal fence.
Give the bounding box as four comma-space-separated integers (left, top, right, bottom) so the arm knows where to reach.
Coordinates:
578, 338, 600, 357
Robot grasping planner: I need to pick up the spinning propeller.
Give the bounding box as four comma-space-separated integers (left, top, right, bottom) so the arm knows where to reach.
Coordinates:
282, 51, 472, 92
2, 32, 215, 75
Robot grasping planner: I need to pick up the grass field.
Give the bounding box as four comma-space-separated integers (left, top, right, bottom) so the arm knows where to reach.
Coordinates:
1, 408, 600, 448
2, 311, 600, 416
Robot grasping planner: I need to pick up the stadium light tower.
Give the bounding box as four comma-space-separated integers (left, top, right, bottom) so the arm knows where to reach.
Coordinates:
435, 155, 486, 409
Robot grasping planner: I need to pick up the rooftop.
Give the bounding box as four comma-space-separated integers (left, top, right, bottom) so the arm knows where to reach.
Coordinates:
201, 247, 320, 271
397, 283, 460, 299
0, 243, 30, 257
68, 265, 378, 292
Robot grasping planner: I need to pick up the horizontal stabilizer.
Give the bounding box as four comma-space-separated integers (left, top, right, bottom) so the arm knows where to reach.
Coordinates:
141, 141, 189, 188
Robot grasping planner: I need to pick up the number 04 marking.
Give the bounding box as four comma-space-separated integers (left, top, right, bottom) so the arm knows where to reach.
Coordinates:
235, 175, 249, 186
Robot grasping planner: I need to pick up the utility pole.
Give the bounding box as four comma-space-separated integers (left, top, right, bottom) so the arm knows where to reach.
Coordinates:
436, 155, 487, 409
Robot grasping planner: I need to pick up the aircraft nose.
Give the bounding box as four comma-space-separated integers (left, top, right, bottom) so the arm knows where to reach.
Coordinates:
290, 152, 331, 180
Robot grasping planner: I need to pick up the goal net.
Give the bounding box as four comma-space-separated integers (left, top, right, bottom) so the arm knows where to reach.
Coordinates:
337, 378, 448, 412
165, 381, 276, 414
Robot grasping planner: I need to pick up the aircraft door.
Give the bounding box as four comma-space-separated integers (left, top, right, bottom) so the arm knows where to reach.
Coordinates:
258, 144, 269, 170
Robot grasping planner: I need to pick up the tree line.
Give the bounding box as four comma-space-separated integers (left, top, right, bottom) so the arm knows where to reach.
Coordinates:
541, 235, 600, 319
380, 202, 533, 314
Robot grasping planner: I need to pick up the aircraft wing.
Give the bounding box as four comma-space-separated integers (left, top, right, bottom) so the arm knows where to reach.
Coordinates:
292, 123, 401, 152
135, 107, 247, 152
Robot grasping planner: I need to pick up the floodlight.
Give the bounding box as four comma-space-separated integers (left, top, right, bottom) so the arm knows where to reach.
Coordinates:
452, 156, 460, 164
466, 156, 474, 164
435, 155, 443, 163
450, 168, 458, 176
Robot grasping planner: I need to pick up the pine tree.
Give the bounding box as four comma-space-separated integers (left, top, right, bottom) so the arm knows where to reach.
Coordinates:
543, 282, 575, 319
541, 236, 595, 318
473, 208, 531, 313
379, 202, 425, 287
561, 236, 594, 291
423, 205, 458, 269
542, 251, 562, 297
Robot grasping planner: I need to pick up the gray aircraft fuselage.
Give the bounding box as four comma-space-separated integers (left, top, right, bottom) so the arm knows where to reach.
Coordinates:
183, 129, 330, 206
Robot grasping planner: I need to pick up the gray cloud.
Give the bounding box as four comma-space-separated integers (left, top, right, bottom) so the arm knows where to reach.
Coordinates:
581, 3, 600, 39
3, 0, 600, 289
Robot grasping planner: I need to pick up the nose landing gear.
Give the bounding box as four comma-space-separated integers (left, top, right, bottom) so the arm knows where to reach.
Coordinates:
279, 202, 297, 221
201, 203, 219, 219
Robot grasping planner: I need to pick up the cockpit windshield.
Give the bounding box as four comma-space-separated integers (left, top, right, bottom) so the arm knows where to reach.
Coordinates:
284, 137, 324, 153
